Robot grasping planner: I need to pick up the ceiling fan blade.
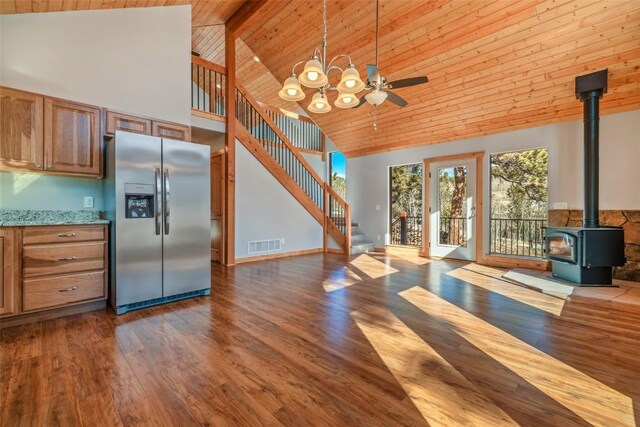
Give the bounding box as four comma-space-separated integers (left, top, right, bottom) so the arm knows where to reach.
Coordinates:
367, 64, 380, 83
386, 91, 408, 108
387, 76, 429, 89
354, 96, 368, 108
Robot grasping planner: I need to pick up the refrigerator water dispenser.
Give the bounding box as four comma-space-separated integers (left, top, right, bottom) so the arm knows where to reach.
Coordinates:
124, 183, 155, 218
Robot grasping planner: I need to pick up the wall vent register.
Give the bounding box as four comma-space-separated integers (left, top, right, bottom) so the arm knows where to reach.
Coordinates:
248, 239, 282, 255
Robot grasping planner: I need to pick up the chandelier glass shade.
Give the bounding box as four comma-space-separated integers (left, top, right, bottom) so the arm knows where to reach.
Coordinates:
278, 76, 306, 101
308, 91, 332, 114
337, 65, 365, 93
335, 92, 360, 109
278, 0, 363, 113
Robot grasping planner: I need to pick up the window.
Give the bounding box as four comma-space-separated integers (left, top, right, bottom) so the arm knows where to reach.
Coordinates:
489, 148, 548, 258
389, 163, 423, 246
329, 151, 346, 199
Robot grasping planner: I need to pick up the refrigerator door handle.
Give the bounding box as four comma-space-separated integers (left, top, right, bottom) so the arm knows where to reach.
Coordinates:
155, 167, 162, 235
164, 168, 170, 235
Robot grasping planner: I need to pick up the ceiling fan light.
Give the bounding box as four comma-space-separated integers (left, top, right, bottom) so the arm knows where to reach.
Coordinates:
337, 65, 365, 93
365, 90, 388, 106
279, 76, 305, 101
299, 58, 328, 88
335, 91, 359, 109
308, 92, 332, 114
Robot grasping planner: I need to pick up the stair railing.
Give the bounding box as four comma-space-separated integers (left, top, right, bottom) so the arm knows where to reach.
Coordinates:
261, 104, 324, 154
324, 183, 351, 252
190, 56, 351, 254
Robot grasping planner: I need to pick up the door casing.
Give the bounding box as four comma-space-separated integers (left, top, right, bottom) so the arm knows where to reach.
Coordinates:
423, 152, 484, 261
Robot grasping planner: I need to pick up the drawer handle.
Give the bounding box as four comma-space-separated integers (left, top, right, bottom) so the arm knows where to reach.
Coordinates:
58, 233, 77, 237
59, 286, 78, 293
58, 256, 77, 261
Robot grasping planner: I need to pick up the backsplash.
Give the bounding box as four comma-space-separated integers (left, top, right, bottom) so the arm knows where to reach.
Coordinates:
548, 210, 640, 282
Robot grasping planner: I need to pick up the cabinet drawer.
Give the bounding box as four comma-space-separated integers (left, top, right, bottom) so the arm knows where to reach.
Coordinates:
23, 242, 105, 278
23, 225, 105, 245
23, 270, 105, 312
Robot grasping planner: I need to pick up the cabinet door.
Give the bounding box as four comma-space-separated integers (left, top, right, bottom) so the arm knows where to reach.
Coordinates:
0, 228, 18, 316
44, 98, 102, 177
152, 120, 191, 142
0, 87, 44, 172
105, 110, 152, 136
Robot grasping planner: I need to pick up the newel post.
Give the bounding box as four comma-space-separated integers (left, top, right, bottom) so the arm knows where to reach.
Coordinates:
400, 211, 408, 245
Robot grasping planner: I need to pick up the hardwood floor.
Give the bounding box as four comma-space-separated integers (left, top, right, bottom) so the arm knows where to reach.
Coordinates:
2, 253, 640, 426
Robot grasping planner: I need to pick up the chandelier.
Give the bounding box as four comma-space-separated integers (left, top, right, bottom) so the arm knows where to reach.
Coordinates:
278, 0, 364, 113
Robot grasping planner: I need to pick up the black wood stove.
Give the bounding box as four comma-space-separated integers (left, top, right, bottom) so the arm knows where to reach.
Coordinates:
544, 70, 626, 285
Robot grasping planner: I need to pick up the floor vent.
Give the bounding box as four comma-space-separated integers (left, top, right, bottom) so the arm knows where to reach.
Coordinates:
248, 239, 282, 255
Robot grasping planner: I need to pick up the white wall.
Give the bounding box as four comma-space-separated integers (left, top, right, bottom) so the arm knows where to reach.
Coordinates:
347, 109, 640, 251
235, 140, 324, 259
0, 6, 191, 124
0, 6, 191, 211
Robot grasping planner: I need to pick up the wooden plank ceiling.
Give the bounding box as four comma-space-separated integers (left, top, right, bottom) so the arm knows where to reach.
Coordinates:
5, 0, 639, 157
0, 0, 244, 26
237, 0, 640, 157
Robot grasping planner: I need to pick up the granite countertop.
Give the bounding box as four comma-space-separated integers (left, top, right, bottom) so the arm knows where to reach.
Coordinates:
0, 210, 110, 227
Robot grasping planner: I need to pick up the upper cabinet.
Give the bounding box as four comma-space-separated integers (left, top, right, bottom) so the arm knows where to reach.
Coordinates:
152, 120, 191, 142
0, 87, 44, 172
105, 109, 190, 142
44, 98, 102, 176
0, 87, 102, 178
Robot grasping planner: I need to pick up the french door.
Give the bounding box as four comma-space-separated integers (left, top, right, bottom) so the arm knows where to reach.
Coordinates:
429, 159, 477, 261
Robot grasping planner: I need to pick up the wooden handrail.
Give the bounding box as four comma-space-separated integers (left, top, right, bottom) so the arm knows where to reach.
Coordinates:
236, 83, 326, 188
325, 183, 347, 207
192, 55, 227, 75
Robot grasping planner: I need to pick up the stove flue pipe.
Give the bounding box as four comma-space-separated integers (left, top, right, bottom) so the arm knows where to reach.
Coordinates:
575, 69, 608, 229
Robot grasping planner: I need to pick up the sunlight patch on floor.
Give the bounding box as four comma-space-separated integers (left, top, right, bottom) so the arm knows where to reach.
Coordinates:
349, 254, 399, 280
351, 307, 518, 426
322, 267, 363, 292
400, 286, 636, 427
447, 266, 566, 316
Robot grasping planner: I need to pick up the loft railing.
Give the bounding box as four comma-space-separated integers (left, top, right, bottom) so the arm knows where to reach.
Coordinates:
490, 218, 546, 258
262, 106, 324, 154
390, 216, 422, 246
191, 56, 226, 118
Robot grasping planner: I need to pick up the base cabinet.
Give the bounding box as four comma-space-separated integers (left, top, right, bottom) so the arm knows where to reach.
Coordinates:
0, 225, 108, 328
0, 229, 19, 316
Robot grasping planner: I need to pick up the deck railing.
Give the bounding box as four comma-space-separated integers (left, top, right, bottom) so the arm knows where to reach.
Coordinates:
390, 216, 423, 246
490, 218, 546, 258
438, 216, 467, 246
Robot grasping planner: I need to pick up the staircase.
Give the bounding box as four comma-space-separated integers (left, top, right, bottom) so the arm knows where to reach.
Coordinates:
350, 223, 375, 254
192, 56, 362, 256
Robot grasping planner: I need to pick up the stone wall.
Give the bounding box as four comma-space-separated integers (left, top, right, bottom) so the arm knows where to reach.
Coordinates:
548, 210, 640, 282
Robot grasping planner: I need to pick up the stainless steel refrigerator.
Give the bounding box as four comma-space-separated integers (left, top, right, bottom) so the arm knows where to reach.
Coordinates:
104, 131, 211, 314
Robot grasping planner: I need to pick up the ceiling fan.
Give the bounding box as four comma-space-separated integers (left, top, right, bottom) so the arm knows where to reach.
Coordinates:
356, 0, 429, 108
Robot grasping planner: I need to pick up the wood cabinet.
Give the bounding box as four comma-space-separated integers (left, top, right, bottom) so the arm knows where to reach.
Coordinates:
105, 109, 191, 142
44, 98, 102, 176
0, 228, 19, 316
152, 120, 191, 141
0, 87, 44, 171
105, 110, 152, 136
0, 87, 102, 178
0, 224, 108, 327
